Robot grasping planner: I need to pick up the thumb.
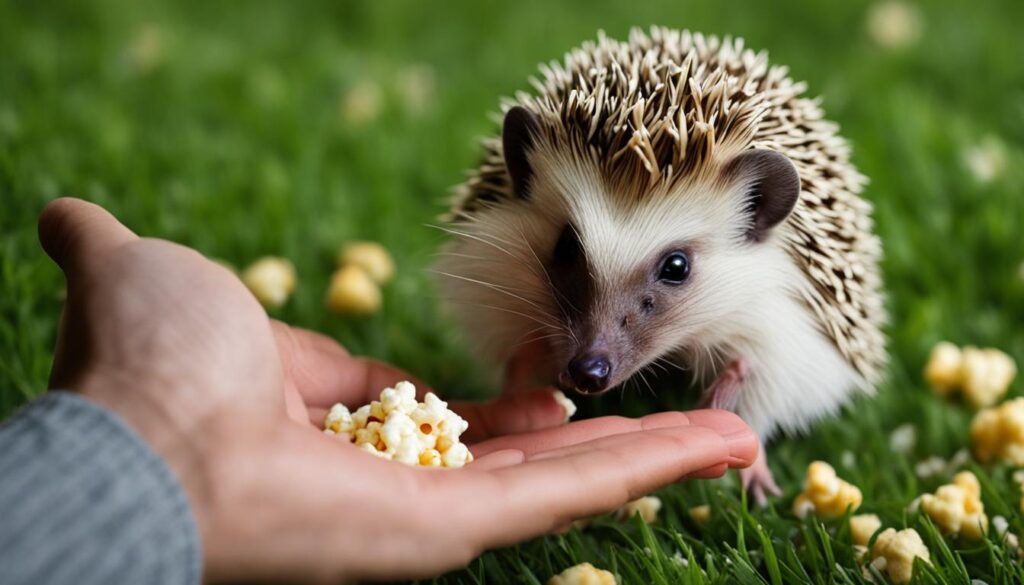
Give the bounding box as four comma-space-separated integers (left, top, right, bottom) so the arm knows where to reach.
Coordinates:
38, 198, 138, 276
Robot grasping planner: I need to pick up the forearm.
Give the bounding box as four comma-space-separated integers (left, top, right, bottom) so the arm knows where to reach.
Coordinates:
0, 391, 201, 585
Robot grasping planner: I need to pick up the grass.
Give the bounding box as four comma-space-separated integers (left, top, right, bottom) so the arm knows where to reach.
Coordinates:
2, 0, 1023, 582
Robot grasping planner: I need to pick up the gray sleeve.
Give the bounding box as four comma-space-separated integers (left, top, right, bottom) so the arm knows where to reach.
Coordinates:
0, 391, 201, 585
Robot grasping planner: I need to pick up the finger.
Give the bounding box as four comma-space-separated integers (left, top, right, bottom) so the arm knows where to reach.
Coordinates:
271, 321, 433, 408
470, 411, 691, 458
38, 198, 138, 276
684, 462, 729, 480
452, 388, 570, 443
436, 424, 734, 550
467, 448, 525, 471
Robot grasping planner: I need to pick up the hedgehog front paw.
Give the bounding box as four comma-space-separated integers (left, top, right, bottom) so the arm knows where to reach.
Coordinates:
740, 445, 782, 506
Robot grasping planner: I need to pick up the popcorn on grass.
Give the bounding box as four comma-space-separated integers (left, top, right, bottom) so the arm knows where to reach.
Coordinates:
971, 397, 1024, 465
792, 461, 863, 519
326, 265, 382, 314
337, 241, 395, 285
615, 496, 661, 524
689, 504, 711, 525
868, 528, 930, 584
241, 256, 296, 309
850, 514, 883, 547
919, 471, 988, 540
924, 341, 1016, 408
548, 562, 616, 585
324, 381, 473, 468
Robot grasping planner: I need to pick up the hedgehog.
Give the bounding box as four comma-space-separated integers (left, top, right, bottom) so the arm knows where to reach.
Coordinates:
436, 27, 886, 500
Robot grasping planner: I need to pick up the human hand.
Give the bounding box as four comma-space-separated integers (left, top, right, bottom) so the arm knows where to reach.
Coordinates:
40, 197, 758, 583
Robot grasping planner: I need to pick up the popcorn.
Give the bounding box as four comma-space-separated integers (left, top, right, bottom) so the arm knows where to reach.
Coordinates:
869, 528, 930, 584
865, 1, 922, 50
971, 397, 1024, 465
992, 515, 1021, 554
924, 341, 1016, 407
919, 471, 988, 540
323, 381, 473, 468
888, 424, 916, 455
924, 342, 962, 397
326, 265, 382, 314
241, 256, 296, 308
552, 390, 577, 422
792, 461, 863, 519
961, 347, 1017, 408
337, 241, 395, 285
850, 514, 883, 547
548, 562, 616, 585
688, 504, 711, 524
615, 496, 661, 524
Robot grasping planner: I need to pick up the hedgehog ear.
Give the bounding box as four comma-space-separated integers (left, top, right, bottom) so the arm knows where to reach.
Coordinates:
724, 150, 801, 242
502, 106, 541, 200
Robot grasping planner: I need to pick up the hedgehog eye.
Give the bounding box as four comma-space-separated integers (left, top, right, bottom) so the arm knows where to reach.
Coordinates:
658, 251, 690, 284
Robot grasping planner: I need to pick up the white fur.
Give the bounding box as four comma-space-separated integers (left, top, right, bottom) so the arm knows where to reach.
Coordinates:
437, 142, 864, 440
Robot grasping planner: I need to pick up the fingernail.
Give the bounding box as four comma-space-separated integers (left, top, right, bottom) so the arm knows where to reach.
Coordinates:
723, 429, 753, 458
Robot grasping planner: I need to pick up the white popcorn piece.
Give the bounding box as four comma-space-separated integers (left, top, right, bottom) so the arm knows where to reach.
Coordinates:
971, 398, 1024, 465
241, 256, 296, 309
888, 424, 916, 455
337, 241, 395, 284
865, 1, 922, 50
688, 504, 711, 525
548, 562, 616, 585
792, 461, 862, 519
323, 381, 473, 468
552, 390, 577, 422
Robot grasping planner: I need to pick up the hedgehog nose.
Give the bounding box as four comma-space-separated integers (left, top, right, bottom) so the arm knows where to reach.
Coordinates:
568, 353, 612, 393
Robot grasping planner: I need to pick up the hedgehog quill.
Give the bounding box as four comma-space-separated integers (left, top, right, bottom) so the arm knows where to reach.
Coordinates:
437, 28, 886, 501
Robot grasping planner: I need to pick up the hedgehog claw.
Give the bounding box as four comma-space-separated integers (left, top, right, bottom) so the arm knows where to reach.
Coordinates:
699, 357, 748, 411
740, 446, 781, 506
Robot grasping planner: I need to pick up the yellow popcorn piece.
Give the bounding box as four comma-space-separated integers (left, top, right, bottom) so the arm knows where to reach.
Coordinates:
971, 397, 1024, 465
919, 471, 988, 540
869, 528, 930, 584
241, 256, 296, 308
337, 241, 395, 284
923, 342, 1016, 407
793, 461, 862, 519
548, 562, 616, 585
323, 381, 473, 468
615, 496, 661, 524
850, 514, 882, 547
688, 504, 711, 524
924, 342, 962, 397
326, 265, 382, 314
960, 347, 1017, 408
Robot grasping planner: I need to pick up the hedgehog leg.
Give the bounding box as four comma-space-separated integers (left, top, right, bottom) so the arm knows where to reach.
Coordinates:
698, 357, 748, 411
740, 447, 782, 506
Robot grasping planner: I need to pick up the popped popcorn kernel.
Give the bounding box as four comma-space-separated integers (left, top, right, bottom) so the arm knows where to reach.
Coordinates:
323, 381, 473, 468
326, 265, 382, 314
869, 528, 930, 584
337, 241, 395, 284
616, 496, 661, 524
865, 1, 922, 50
960, 346, 1017, 408
241, 257, 296, 308
971, 397, 1024, 465
850, 514, 882, 547
688, 504, 711, 524
793, 461, 862, 519
548, 562, 616, 585
919, 471, 988, 540
924, 341, 963, 396
924, 341, 1016, 407
552, 390, 577, 422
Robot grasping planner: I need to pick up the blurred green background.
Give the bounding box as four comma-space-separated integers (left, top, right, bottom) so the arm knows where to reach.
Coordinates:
2, 0, 1023, 582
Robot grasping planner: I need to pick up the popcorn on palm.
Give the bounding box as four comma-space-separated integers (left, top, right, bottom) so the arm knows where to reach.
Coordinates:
324, 381, 473, 468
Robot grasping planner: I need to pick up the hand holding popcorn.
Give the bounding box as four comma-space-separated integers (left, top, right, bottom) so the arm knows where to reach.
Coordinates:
324, 381, 473, 468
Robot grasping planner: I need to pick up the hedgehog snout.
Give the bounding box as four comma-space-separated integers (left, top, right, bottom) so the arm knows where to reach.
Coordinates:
564, 351, 613, 394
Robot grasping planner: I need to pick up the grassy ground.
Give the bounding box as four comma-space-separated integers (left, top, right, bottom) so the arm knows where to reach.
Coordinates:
2, 0, 1023, 582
